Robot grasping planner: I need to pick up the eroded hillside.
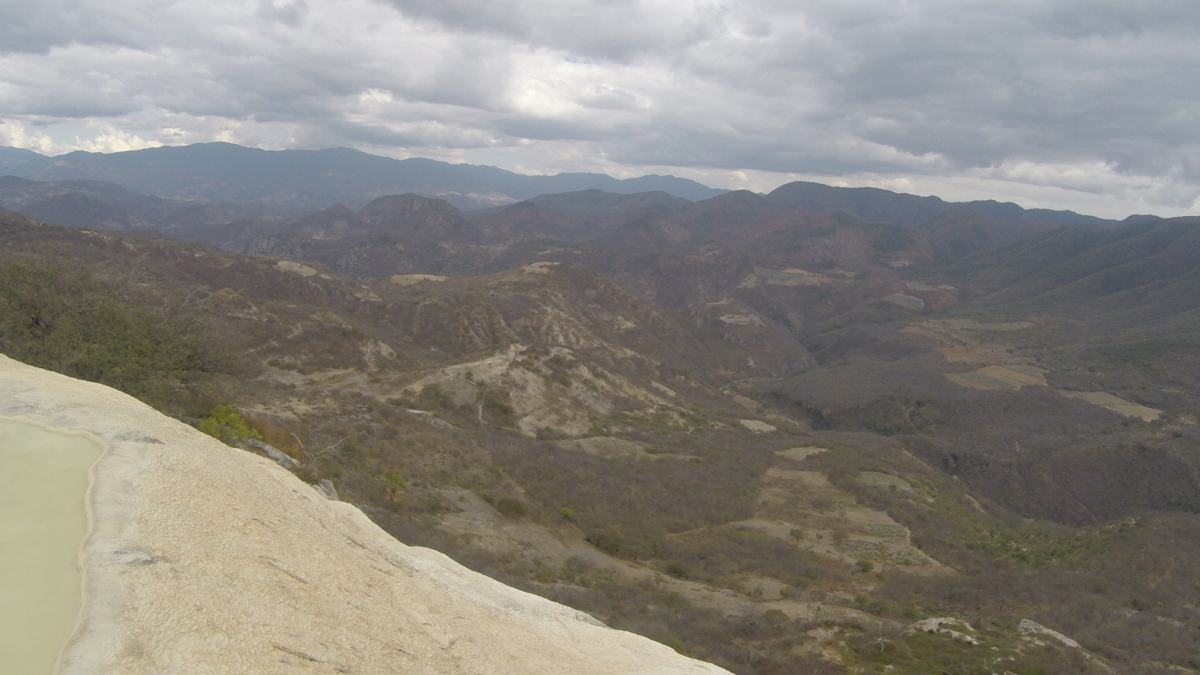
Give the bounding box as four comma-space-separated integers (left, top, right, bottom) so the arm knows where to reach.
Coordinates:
3, 200, 1199, 673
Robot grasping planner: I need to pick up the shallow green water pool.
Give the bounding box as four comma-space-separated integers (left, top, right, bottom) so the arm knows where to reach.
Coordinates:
0, 419, 103, 674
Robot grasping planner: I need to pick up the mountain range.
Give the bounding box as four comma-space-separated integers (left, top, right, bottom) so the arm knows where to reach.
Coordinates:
0, 143, 726, 211
0, 142, 1149, 225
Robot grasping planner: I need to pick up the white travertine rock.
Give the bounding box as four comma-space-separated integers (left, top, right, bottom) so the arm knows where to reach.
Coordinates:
0, 354, 730, 675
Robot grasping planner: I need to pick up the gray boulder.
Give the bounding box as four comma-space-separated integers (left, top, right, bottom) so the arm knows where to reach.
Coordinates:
245, 439, 299, 470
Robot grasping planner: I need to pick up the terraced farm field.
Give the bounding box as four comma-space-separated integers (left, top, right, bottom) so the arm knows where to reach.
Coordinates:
1059, 391, 1162, 421
946, 364, 1047, 390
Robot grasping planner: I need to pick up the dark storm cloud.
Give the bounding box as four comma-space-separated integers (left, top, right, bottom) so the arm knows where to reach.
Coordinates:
0, 0, 1198, 214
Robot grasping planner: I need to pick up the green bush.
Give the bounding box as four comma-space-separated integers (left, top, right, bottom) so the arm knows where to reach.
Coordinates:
496, 498, 527, 518
587, 527, 626, 554
198, 405, 263, 447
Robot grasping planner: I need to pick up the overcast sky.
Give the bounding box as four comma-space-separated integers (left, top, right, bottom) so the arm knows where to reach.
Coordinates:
2, 0, 1198, 218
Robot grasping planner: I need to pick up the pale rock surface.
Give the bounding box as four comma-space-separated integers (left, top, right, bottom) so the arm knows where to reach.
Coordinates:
1018, 619, 1080, 649
739, 419, 777, 433
0, 354, 730, 675
904, 617, 979, 645
1017, 619, 1115, 673
244, 439, 300, 470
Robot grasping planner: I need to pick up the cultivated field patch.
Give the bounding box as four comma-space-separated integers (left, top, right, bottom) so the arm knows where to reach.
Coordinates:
882, 293, 925, 310
946, 364, 1047, 390
1058, 391, 1162, 422
389, 273, 448, 285
775, 446, 828, 461
753, 266, 837, 286
858, 471, 913, 492
556, 437, 698, 461
960, 320, 1038, 331
938, 346, 1005, 364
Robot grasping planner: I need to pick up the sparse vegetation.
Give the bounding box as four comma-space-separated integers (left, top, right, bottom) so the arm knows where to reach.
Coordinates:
0, 257, 232, 415
5, 203, 1200, 673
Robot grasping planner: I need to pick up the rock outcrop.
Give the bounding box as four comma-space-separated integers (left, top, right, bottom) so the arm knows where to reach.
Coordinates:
0, 354, 730, 674
903, 617, 979, 645
1017, 619, 1079, 649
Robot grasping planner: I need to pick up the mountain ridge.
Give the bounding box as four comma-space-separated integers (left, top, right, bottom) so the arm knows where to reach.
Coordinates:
0, 143, 728, 211
0, 142, 1153, 227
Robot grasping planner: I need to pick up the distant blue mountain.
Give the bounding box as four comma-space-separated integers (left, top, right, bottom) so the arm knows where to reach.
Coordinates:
0, 146, 47, 173
765, 181, 1117, 227
0, 143, 727, 212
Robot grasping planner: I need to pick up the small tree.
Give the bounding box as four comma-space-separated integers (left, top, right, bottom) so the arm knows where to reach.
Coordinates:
198, 405, 263, 447
381, 471, 406, 504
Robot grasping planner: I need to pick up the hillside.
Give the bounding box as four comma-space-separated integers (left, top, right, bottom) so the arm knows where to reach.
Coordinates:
2, 193, 1199, 674
957, 218, 1200, 324
0, 175, 280, 233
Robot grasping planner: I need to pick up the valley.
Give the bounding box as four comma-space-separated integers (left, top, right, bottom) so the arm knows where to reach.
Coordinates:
1, 163, 1198, 673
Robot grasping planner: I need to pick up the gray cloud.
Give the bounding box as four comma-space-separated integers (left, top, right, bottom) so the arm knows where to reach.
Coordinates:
376, 0, 728, 62
0, 0, 1198, 216
257, 0, 310, 27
